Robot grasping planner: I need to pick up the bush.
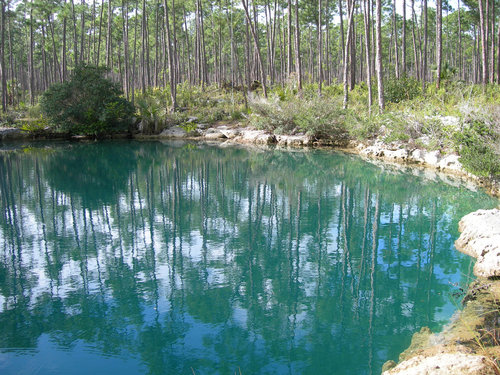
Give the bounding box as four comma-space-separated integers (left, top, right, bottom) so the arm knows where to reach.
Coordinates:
40, 65, 134, 136
249, 95, 349, 142
454, 119, 500, 178
384, 76, 421, 104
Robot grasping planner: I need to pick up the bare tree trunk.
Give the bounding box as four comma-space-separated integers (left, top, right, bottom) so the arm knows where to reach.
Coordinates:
363, 0, 372, 111
1, 0, 6, 111
478, 0, 488, 86
422, 0, 427, 88
318, 0, 323, 94
342, 0, 355, 109
402, 0, 406, 76
241, 0, 267, 96
80, 0, 85, 63
163, 0, 177, 108
287, 0, 292, 77
458, 0, 462, 80
375, 0, 384, 111
294, 0, 302, 91
106, 0, 113, 68
29, 0, 34, 105
393, 0, 399, 78
435, 0, 442, 88
122, 0, 130, 99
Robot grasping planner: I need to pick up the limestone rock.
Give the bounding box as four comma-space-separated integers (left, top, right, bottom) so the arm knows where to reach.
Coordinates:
382, 352, 496, 375
361, 145, 385, 157
204, 128, 227, 139
0, 127, 25, 140
239, 129, 276, 144
218, 127, 240, 139
384, 148, 408, 161
455, 209, 500, 278
276, 134, 311, 147
160, 126, 187, 138
438, 154, 463, 173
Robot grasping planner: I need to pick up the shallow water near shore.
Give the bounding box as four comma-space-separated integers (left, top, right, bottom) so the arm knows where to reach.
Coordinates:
0, 140, 497, 375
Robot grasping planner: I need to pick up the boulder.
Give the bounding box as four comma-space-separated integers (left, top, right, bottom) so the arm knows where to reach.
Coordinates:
438, 154, 463, 172
455, 209, 500, 278
0, 127, 26, 140
204, 128, 227, 139
239, 129, 276, 144
160, 126, 187, 138
276, 134, 311, 147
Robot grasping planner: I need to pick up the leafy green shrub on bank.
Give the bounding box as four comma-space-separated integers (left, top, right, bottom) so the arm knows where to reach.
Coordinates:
454, 119, 500, 178
384, 76, 421, 104
40, 65, 134, 136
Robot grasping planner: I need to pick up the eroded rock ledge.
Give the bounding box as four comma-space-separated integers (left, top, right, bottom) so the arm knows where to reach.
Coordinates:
382, 209, 500, 375
455, 209, 500, 278
149, 124, 500, 197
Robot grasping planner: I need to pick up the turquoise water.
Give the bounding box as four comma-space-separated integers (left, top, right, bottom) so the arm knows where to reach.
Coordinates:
0, 140, 497, 375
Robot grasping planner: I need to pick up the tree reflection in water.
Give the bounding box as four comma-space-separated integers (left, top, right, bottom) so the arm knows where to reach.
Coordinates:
0, 140, 496, 375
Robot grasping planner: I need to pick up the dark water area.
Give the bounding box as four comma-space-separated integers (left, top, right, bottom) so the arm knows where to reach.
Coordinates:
0, 140, 497, 375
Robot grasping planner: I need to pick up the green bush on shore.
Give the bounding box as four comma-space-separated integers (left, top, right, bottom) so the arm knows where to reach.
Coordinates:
40, 65, 135, 136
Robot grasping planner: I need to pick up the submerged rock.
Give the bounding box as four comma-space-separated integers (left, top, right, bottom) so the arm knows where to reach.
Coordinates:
455, 209, 500, 278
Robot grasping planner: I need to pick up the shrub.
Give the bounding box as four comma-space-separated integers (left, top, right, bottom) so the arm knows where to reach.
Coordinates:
40, 65, 134, 136
249, 95, 349, 142
384, 76, 421, 104
454, 119, 500, 178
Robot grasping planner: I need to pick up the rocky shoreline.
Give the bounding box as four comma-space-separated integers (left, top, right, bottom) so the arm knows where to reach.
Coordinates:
2, 124, 500, 374
138, 123, 500, 198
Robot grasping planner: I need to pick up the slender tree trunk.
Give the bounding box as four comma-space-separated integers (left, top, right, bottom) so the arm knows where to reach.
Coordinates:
29, 0, 34, 105
294, 0, 302, 91
497, 14, 500, 83
411, 0, 419, 79
402, 0, 406, 76
339, 0, 345, 69
287, 0, 292, 77
458, 0, 462, 80
435, 0, 442, 88
363, 0, 372, 111
478, 0, 488, 86
106, 0, 113, 68
490, 0, 495, 83
163, 0, 177, 108
62, 0, 67, 80
422, 0, 427, 88
241, 0, 267, 96
80, 0, 85, 63
375, 0, 384, 111
71, 0, 79, 65
393, 0, 399, 78
342, 0, 355, 108
1, 0, 6, 111
96, 0, 104, 65
318, 0, 323, 94
122, 0, 129, 99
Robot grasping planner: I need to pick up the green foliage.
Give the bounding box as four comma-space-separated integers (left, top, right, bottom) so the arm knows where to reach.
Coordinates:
249, 94, 349, 142
454, 119, 500, 178
384, 76, 422, 104
40, 65, 134, 136
19, 116, 50, 135
135, 88, 168, 134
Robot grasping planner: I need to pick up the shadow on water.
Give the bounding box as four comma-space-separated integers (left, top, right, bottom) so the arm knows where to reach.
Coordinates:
0, 140, 497, 375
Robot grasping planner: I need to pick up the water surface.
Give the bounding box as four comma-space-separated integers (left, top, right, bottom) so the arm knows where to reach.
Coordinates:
0, 140, 497, 375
